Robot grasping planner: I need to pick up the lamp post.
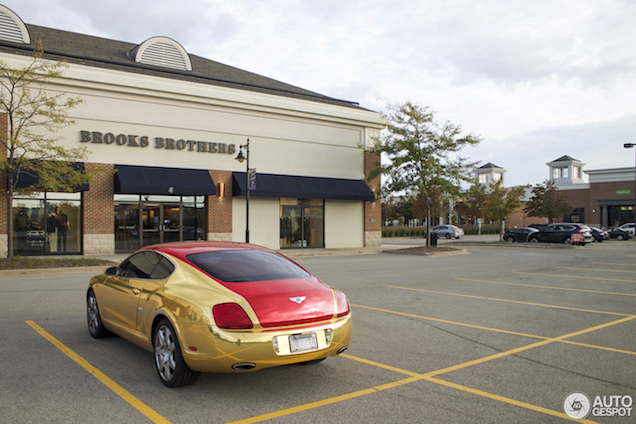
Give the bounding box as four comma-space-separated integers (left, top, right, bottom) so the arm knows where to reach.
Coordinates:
236, 138, 250, 243
625, 143, 636, 225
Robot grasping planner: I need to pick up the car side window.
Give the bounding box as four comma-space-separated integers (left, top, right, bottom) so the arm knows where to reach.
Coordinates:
119, 251, 160, 279
150, 256, 176, 279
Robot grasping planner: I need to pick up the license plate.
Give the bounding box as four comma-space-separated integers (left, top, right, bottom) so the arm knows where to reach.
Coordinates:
289, 333, 318, 353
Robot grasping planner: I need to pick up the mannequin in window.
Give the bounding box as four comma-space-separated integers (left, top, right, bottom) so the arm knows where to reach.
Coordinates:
14, 208, 30, 251
47, 209, 58, 253
57, 210, 68, 252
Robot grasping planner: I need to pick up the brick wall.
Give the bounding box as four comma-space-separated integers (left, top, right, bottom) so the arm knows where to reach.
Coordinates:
208, 170, 233, 238
83, 163, 114, 234
364, 152, 382, 245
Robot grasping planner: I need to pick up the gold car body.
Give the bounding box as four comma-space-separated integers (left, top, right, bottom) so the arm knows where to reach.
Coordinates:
89, 255, 352, 373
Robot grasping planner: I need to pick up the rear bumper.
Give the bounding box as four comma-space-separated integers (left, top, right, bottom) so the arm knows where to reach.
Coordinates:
180, 314, 352, 373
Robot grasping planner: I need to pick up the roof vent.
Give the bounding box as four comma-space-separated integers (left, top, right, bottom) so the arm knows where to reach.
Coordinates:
0, 5, 30, 44
127, 36, 192, 71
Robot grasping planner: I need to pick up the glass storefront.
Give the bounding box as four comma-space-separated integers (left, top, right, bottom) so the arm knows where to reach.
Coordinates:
608, 205, 634, 227
280, 198, 324, 248
13, 192, 82, 255
115, 194, 205, 253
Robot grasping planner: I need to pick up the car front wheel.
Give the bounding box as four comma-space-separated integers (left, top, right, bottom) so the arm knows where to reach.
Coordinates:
154, 318, 200, 388
87, 289, 111, 338
445, 233, 451, 239
529, 237, 539, 243
617, 235, 624, 241
506, 236, 514, 243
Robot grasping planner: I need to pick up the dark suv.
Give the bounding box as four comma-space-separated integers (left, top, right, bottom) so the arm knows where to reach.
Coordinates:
527, 223, 593, 245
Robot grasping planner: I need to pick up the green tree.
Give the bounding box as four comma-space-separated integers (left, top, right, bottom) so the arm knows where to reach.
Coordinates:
411, 186, 449, 225
482, 180, 528, 241
369, 101, 481, 245
0, 44, 88, 258
524, 180, 573, 223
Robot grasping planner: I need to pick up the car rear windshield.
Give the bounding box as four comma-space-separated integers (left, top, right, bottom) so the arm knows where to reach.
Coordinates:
186, 250, 310, 282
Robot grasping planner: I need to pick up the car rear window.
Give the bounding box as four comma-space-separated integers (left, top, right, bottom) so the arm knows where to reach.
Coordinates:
186, 250, 310, 282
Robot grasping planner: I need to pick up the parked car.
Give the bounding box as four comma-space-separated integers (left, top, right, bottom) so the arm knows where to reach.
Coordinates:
527, 223, 593, 245
430, 225, 464, 239
590, 227, 609, 242
87, 241, 352, 387
503, 227, 539, 242
619, 222, 635, 236
608, 227, 632, 240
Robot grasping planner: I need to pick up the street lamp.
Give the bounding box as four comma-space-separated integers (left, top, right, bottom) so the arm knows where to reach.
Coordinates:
236, 138, 250, 243
625, 143, 636, 225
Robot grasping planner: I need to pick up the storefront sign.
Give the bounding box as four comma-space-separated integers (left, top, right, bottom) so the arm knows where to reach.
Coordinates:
616, 189, 631, 195
80, 131, 236, 155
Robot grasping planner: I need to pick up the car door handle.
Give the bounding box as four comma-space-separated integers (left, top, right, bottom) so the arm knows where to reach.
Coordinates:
132, 289, 141, 294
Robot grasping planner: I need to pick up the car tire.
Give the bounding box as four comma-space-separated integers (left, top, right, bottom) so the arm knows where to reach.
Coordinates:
505, 237, 514, 243
154, 318, 200, 388
564, 237, 571, 245
529, 237, 539, 243
445, 233, 451, 239
87, 289, 112, 338
618, 235, 624, 241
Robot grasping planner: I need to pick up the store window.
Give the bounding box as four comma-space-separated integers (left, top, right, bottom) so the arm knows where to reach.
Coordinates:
13, 192, 82, 255
115, 194, 205, 253
280, 199, 324, 248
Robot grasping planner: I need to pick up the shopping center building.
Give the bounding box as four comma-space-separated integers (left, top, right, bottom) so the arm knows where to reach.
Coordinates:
0, 5, 385, 257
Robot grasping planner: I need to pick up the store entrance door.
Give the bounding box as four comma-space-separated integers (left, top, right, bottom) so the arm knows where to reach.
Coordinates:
142, 203, 181, 247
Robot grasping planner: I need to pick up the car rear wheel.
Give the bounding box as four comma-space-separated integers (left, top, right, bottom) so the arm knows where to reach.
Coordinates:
154, 318, 200, 387
529, 237, 539, 243
87, 289, 111, 338
564, 237, 571, 245
618, 235, 624, 241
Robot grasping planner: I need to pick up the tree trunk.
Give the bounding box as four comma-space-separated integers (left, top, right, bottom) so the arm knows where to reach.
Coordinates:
6, 185, 13, 259
425, 192, 431, 246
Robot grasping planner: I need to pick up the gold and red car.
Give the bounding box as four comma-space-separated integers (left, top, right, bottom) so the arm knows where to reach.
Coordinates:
87, 241, 352, 387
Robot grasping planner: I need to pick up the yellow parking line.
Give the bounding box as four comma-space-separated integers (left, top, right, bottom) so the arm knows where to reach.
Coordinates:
230, 314, 636, 423
513, 271, 636, 283
388, 286, 632, 317
421, 376, 602, 424
226, 375, 422, 424
456, 277, 636, 297
557, 266, 636, 274
25, 321, 170, 424
592, 262, 636, 267
351, 303, 547, 340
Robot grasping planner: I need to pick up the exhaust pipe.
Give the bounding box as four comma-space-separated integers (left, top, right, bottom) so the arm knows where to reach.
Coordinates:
337, 346, 348, 354
232, 363, 256, 370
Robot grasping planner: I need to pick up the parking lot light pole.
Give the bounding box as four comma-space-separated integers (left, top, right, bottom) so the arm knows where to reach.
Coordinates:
625, 143, 636, 225
236, 138, 250, 243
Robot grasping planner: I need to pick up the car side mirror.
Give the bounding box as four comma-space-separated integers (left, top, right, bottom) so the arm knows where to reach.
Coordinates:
105, 266, 118, 276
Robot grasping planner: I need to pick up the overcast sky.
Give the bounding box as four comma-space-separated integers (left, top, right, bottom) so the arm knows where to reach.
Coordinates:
4, 0, 636, 186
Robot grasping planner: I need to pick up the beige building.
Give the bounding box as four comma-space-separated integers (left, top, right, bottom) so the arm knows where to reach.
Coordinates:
0, 4, 384, 257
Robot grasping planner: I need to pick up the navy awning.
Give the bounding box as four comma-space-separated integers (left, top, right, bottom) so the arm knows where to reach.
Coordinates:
15, 162, 89, 191
115, 165, 216, 195
232, 172, 374, 201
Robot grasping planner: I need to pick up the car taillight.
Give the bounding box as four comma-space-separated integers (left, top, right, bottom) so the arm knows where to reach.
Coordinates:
213, 303, 253, 329
335, 292, 350, 318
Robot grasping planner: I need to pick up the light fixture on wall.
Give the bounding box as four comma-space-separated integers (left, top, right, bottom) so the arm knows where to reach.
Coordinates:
217, 182, 225, 198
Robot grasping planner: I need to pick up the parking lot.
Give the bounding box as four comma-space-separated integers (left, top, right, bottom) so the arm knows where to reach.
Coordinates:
1, 240, 635, 423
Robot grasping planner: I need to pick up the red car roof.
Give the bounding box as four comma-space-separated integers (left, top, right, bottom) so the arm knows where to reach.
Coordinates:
141, 241, 270, 262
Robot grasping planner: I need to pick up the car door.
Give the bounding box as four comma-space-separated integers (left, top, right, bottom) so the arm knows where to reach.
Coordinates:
98, 251, 161, 338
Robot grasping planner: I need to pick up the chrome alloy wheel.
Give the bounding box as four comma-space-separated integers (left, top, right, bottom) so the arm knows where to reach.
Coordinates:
87, 292, 100, 335
154, 323, 177, 382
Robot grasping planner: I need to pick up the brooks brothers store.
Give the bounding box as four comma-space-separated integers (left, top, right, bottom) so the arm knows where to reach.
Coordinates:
0, 5, 383, 258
